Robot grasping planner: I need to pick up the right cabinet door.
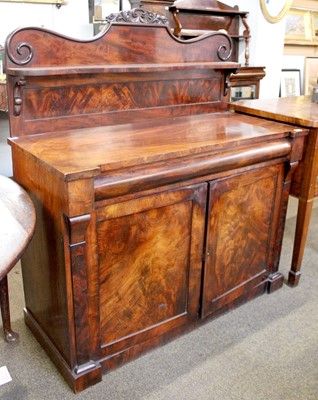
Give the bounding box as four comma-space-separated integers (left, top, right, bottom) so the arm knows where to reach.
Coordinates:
202, 164, 284, 318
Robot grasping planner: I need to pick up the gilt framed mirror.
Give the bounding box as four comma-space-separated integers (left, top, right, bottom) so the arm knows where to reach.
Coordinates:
260, 0, 293, 23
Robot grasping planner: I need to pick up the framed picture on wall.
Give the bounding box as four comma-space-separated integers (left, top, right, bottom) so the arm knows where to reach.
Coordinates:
304, 58, 318, 95
285, 9, 313, 43
280, 69, 301, 97
311, 12, 318, 43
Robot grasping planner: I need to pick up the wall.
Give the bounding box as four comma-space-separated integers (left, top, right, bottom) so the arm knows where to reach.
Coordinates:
0, 0, 93, 46
283, 0, 318, 95
0, 0, 132, 44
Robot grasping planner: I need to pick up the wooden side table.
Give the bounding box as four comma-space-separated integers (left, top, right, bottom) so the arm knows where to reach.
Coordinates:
0, 176, 36, 341
229, 66, 266, 101
230, 95, 318, 287
0, 80, 8, 112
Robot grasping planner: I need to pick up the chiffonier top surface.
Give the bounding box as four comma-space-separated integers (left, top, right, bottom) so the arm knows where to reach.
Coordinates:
4, 10, 307, 183
9, 111, 304, 181
230, 96, 318, 128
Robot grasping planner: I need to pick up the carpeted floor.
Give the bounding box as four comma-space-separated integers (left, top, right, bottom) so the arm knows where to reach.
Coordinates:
0, 197, 318, 400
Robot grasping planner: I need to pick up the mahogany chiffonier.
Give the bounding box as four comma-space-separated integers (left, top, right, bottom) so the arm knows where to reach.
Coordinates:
5, 9, 307, 392
230, 96, 318, 287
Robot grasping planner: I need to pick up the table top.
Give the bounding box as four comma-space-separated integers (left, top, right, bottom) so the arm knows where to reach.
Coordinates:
0, 176, 35, 279
8, 111, 305, 181
230, 96, 318, 128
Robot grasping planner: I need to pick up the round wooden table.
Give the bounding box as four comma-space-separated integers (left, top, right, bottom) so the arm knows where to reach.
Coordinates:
0, 175, 36, 341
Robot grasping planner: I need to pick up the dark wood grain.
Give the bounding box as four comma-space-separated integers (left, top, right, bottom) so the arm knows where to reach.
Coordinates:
9, 112, 302, 181
139, 0, 247, 62
5, 20, 237, 137
230, 96, 318, 128
202, 165, 283, 317
230, 96, 318, 287
138, 0, 264, 96
5, 17, 308, 392
97, 184, 206, 355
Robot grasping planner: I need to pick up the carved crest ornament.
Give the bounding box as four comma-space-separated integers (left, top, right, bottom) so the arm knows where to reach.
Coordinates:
105, 8, 168, 25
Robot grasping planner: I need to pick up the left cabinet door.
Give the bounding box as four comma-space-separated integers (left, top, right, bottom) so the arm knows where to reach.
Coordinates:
95, 183, 207, 363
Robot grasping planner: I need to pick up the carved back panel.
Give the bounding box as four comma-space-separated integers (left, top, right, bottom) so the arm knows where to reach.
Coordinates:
5, 9, 238, 137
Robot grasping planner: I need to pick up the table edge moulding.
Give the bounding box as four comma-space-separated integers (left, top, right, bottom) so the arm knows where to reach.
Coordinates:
4, 8, 308, 393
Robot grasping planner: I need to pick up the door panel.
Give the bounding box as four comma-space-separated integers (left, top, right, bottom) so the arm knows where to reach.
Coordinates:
202, 164, 283, 317
96, 183, 207, 355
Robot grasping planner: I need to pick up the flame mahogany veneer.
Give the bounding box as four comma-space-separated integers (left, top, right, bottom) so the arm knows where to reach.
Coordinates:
230, 96, 318, 287
5, 9, 307, 393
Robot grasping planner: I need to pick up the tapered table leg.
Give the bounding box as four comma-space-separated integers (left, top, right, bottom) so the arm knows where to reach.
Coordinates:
288, 199, 314, 286
288, 128, 318, 287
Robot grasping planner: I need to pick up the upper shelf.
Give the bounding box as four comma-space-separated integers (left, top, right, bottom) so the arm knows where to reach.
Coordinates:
170, 0, 248, 16
169, 7, 248, 17
6, 61, 240, 77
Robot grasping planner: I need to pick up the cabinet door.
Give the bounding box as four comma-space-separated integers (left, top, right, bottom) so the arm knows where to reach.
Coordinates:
96, 183, 207, 358
202, 165, 283, 318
